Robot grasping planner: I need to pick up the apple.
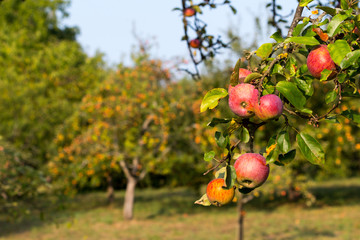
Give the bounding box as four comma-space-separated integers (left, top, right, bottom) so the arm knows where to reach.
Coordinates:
234, 153, 269, 189
183, 7, 196, 17
228, 83, 259, 118
189, 39, 201, 49
206, 178, 235, 206
254, 94, 283, 121
238, 68, 252, 83
306, 45, 336, 79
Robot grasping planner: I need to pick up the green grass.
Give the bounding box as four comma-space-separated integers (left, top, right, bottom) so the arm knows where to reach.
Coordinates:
1, 178, 360, 240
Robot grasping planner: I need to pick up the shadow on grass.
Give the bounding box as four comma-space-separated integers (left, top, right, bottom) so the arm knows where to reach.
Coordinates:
310, 185, 360, 206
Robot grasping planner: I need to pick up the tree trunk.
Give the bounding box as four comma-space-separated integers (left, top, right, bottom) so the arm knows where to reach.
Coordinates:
106, 174, 115, 205
236, 194, 244, 240
123, 177, 137, 220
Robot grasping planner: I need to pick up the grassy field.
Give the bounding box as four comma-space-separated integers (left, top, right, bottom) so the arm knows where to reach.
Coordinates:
1, 178, 360, 240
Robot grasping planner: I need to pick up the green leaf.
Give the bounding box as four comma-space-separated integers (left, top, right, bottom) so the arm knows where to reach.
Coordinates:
337, 73, 347, 83
237, 126, 250, 143
223, 165, 236, 189
215, 166, 226, 179
324, 115, 340, 123
328, 40, 351, 65
207, 118, 232, 127
340, 50, 360, 69
276, 149, 296, 166
325, 90, 337, 104
230, 58, 242, 86
204, 151, 216, 162
200, 88, 228, 112
276, 81, 312, 113
215, 131, 229, 148
296, 133, 325, 165
340, 0, 349, 10
256, 43, 273, 60
316, 6, 336, 16
244, 73, 262, 83
284, 36, 320, 46
277, 131, 291, 153
320, 69, 333, 82
299, 0, 314, 7
270, 31, 284, 43
341, 110, 360, 124
293, 18, 310, 37
327, 10, 352, 37
194, 193, 211, 206
294, 78, 314, 96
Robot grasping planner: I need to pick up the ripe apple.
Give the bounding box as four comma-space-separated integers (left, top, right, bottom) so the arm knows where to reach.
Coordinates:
206, 178, 235, 206
183, 7, 196, 17
238, 68, 252, 83
189, 39, 201, 49
228, 83, 259, 118
234, 153, 269, 189
254, 94, 283, 121
306, 45, 336, 79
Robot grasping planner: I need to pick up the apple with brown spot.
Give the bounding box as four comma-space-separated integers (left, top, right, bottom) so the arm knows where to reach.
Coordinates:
234, 153, 269, 189
228, 83, 259, 118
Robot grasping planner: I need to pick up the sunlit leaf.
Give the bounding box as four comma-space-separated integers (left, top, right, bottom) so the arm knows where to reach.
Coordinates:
284, 36, 320, 46
340, 50, 360, 69
277, 131, 290, 153
296, 133, 325, 165
325, 90, 337, 104
299, 0, 314, 7
194, 193, 211, 206
200, 88, 228, 112
328, 40, 351, 65
276, 81, 312, 113
256, 43, 273, 60
327, 10, 352, 37
204, 151, 216, 162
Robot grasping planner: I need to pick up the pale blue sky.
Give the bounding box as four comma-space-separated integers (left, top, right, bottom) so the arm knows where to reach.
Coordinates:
63, 0, 296, 66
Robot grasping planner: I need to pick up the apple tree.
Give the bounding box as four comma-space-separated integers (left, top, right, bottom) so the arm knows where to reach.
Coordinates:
179, 0, 359, 239
49, 45, 220, 220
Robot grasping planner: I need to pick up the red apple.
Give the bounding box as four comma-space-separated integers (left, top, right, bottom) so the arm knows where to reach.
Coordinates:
189, 39, 201, 48
234, 153, 269, 189
238, 68, 252, 83
254, 94, 283, 121
307, 45, 336, 79
183, 7, 196, 17
228, 83, 259, 118
206, 178, 235, 206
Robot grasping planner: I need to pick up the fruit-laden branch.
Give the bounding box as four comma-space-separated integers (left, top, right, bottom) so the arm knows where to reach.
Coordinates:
203, 120, 265, 175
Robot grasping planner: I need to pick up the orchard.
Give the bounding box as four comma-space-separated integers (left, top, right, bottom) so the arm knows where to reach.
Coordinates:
178, 0, 360, 239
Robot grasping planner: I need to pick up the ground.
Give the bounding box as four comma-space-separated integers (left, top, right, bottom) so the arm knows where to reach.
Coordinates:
1, 178, 360, 240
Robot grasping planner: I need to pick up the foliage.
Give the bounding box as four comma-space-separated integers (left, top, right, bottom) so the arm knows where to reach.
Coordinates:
0, 0, 106, 164
193, 1, 360, 206
0, 140, 48, 218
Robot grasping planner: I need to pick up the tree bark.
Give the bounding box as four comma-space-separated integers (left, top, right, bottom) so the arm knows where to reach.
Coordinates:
236, 194, 244, 240
106, 174, 115, 205
123, 176, 137, 220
